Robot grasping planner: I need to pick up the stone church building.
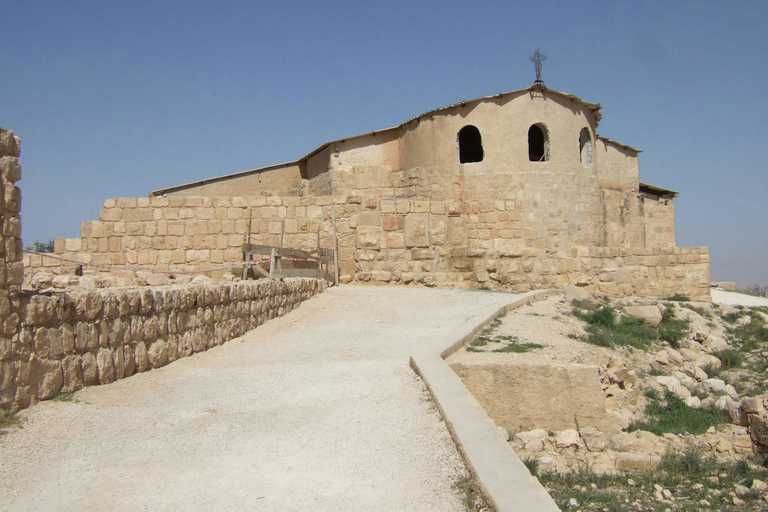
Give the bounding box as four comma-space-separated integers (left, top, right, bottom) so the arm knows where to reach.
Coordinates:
27, 81, 711, 300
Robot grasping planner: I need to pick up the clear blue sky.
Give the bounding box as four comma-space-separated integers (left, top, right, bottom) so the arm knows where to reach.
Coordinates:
3, 1, 767, 286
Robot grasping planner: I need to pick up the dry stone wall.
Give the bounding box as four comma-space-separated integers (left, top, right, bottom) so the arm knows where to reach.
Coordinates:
0, 127, 24, 408
24, 194, 710, 301
2, 278, 324, 410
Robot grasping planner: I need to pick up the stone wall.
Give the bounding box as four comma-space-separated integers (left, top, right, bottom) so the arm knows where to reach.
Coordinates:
1, 278, 325, 410
24, 194, 710, 301
0, 127, 24, 408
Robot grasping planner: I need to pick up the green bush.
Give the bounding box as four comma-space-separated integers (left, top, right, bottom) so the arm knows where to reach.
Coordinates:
630, 391, 723, 435
713, 349, 744, 370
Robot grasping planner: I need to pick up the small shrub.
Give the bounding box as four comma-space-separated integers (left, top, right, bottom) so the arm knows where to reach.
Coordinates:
583, 307, 615, 328
0, 410, 22, 435
713, 349, 744, 370
469, 338, 488, 347
667, 294, 690, 302
704, 362, 722, 378
648, 366, 664, 377
658, 447, 705, 476
522, 456, 540, 477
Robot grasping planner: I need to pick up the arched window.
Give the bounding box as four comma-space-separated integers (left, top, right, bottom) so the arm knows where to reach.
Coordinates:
579, 128, 593, 168
528, 124, 549, 162
458, 125, 484, 163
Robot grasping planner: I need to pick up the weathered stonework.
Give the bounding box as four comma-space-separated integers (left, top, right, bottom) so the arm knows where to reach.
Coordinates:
3, 278, 324, 410
0, 127, 23, 409
25, 196, 710, 301
22, 83, 709, 300
0, 126, 325, 411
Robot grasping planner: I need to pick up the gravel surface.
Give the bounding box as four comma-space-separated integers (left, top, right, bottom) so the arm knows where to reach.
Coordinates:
0, 286, 518, 512
711, 289, 768, 307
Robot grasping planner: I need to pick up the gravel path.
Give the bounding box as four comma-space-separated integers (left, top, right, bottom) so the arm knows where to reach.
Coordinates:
711, 289, 768, 307
0, 286, 518, 512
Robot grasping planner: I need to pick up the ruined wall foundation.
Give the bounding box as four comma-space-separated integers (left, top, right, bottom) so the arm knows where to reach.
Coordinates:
24, 194, 710, 301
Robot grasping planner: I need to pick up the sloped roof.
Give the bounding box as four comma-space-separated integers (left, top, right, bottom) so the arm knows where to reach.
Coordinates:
400, 83, 602, 126
151, 83, 616, 196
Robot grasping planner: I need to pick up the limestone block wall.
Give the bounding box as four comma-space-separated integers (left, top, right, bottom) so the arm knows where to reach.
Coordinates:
643, 196, 676, 248
23, 194, 709, 301
1, 278, 324, 410
0, 127, 24, 407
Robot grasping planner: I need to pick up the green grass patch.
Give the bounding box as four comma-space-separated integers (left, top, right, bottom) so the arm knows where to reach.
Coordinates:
469, 338, 488, 347
492, 342, 544, 353
629, 391, 723, 435
539, 449, 768, 511
728, 312, 768, 351
658, 308, 690, 347
667, 294, 690, 302
681, 303, 713, 319
720, 310, 747, 324
572, 303, 689, 351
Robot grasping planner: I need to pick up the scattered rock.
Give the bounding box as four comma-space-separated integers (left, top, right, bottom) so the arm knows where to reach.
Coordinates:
79, 275, 103, 289
579, 426, 608, 452
136, 271, 171, 286
667, 349, 685, 365
554, 429, 581, 448
51, 274, 80, 289
31, 272, 54, 289
655, 375, 681, 388
190, 275, 215, 285
723, 384, 739, 398
703, 378, 726, 393
515, 429, 548, 445
742, 397, 764, 415
624, 305, 662, 326
685, 396, 702, 409
564, 286, 597, 307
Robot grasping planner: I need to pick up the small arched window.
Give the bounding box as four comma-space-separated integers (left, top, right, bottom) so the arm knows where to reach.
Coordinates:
528, 124, 549, 162
579, 128, 593, 168
458, 125, 484, 163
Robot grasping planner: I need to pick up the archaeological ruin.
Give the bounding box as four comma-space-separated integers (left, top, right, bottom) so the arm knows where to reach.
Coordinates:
2, 80, 713, 411
23, 81, 711, 301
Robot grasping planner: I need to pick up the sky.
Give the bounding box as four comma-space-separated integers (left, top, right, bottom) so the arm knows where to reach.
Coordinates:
2, 1, 767, 287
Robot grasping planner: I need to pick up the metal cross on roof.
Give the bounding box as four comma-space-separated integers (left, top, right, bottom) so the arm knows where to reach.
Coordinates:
529, 48, 547, 82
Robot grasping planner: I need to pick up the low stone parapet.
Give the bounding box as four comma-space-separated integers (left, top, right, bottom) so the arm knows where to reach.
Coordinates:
1, 278, 325, 410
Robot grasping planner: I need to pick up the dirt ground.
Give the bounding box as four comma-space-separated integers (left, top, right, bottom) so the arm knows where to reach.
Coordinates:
0, 286, 518, 512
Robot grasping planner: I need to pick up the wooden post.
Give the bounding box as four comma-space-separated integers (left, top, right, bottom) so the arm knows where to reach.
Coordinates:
332, 206, 339, 286
277, 220, 285, 276
268, 248, 276, 280
242, 209, 253, 280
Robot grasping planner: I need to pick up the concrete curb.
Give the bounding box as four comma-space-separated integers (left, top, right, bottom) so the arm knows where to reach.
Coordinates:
410, 289, 561, 512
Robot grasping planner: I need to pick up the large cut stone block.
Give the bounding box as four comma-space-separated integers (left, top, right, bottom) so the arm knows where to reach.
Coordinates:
404, 214, 429, 248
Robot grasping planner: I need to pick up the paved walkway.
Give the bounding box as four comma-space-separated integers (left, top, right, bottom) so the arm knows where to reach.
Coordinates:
0, 286, 517, 512
711, 288, 768, 307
